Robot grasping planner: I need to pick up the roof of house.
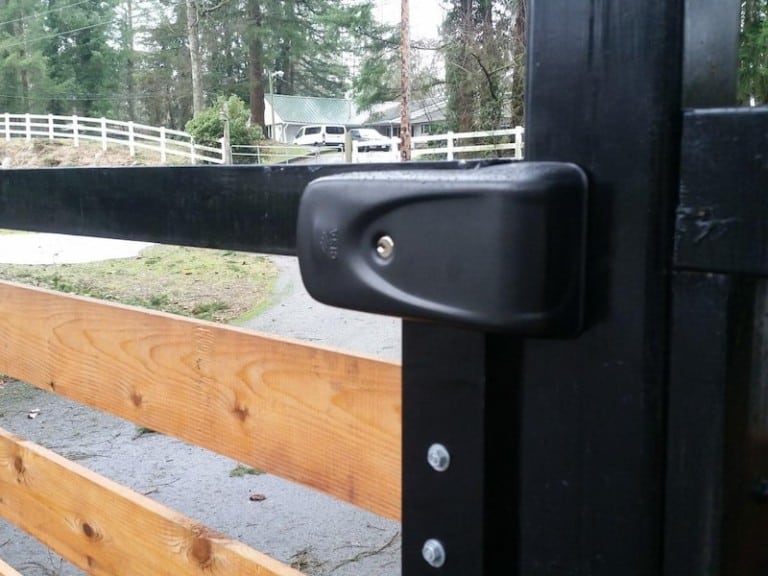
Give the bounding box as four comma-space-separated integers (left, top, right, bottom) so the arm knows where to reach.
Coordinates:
265, 93, 448, 127
268, 94, 362, 125
364, 98, 447, 125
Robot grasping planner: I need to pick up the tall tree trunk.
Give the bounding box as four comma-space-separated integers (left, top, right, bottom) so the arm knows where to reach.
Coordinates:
510, 0, 526, 126
280, 0, 295, 94
400, 0, 411, 160
185, 0, 204, 114
126, 0, 136, 121
456, 1, 475, 131
16, 21, 29, 109
248, 0, 265, 128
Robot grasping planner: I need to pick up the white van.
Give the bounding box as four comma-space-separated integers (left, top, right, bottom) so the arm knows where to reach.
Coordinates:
293, 124, 347, 149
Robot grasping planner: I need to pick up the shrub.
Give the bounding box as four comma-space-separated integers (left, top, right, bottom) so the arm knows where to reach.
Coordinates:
185, 95, 263, 146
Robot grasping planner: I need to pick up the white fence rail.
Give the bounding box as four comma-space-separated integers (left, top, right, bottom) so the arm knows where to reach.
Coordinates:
233, 128, 524, 165
349, 127, 524, 163
0, 113, 225, 165
231, 144, 326, 164
410, 127, 525, 161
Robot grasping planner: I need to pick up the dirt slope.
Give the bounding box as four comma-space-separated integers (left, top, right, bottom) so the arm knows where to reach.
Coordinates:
0, 138, 163, 167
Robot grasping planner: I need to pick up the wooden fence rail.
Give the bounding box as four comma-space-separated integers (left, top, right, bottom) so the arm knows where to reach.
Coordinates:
0, 281, 402, 574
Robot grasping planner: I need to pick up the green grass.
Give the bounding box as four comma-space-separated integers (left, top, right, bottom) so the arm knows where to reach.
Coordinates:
229, 464, 264, 477
0, 244, 278, 324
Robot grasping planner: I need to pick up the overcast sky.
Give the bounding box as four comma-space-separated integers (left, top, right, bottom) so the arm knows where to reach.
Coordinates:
374, 0, 446, 41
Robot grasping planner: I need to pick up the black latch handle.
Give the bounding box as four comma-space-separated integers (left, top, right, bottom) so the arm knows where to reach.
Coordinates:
297, 162, 588, 336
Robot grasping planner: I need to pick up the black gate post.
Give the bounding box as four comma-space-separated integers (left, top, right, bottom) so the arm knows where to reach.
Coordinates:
665, 1, 743, 574
401, 323, 521, 574
520, 1, 683, 574
401, 0, 686, 574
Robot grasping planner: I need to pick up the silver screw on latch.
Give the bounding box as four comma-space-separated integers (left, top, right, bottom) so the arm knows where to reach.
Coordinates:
376, 235, 395, 259
427, 443, 450, 472
422, 539, 446, 568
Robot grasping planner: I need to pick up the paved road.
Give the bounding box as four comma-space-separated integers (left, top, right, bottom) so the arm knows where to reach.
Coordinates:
0, 232, 153, 264
292, 149, 399, 165
239, 254, 401, 361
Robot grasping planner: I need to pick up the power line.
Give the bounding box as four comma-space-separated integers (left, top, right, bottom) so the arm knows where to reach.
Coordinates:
0, 0, 94, 29
0, 88, 195, 102
0, 18, 116, 50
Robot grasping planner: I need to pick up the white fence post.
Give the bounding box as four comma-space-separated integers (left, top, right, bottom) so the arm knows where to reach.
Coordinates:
72, 115, 79, 147
100, 118, 107, 151
514, 126, 524, 159
160, 127, 167, 164
4, 113, 9, 141
446, 131, 455, 161
48, 114, 54, 140
25, 113, 31, 141
190, 138, 197, 165
128, 122, 135, 157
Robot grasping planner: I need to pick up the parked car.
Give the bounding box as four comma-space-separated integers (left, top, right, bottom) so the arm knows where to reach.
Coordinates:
293, 124, 347, 149
349, 128, 392, 152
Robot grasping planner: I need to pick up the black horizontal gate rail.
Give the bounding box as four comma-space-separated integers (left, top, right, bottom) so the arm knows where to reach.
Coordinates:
0, 160, 510, 254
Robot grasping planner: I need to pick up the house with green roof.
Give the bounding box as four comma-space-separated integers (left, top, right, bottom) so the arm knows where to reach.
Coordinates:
264, 94, 366, 143
264, 94, 449, 143
362, 97, 448, 138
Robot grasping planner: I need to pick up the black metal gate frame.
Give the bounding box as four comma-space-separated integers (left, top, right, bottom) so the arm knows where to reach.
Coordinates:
0, 1, 766, 574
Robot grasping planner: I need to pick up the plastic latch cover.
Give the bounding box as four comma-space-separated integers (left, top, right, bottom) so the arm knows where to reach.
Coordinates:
296, 162, 588, 336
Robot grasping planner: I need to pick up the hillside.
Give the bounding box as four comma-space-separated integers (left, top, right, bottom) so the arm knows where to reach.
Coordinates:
0, 139, 168, 168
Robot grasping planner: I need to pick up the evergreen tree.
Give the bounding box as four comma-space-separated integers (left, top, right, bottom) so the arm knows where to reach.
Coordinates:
243, 0, 379, 129
352, 28, 445, 113
442, 0, 524, 131
740, 0, 768, 105
43, 0, 121, 116
132, 0, 192, 128
200, 0, 249, 103
351, 23, 400, 110
0, 0, 52, 112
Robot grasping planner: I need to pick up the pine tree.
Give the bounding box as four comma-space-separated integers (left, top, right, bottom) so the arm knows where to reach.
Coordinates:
0, 0, 52, 112
442, 0, 524, 131
740, 0, 768, 105
43, 0, 120, 116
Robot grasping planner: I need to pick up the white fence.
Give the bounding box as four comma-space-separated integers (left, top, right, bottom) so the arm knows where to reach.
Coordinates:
231, 144, 327, 164
233, 128, 524, 164
410, 127, 524, 160
0, 113, 225, 165
346, 127, 524, 163
0, 113, 524, 166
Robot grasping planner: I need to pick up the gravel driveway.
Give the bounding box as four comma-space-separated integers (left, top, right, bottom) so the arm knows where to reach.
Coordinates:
0, 247, 403, 575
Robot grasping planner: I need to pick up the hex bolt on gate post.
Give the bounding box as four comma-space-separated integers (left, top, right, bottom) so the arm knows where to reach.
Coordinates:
422, 539, 446, 568
427, 443, 451, 472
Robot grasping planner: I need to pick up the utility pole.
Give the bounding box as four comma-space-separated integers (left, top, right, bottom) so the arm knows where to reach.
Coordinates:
400, 0, 411, 161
